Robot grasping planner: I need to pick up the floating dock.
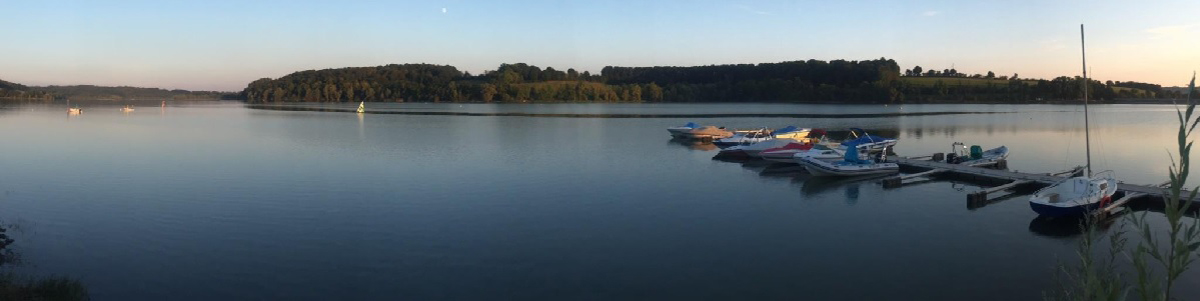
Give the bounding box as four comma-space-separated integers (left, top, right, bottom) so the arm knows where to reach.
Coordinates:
883, 155, 1193, 215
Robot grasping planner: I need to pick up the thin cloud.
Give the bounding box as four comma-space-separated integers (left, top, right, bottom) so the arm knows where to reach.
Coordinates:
736, 4, 772, 15
922, 10, 940, 17
1146, 24, 1197, 40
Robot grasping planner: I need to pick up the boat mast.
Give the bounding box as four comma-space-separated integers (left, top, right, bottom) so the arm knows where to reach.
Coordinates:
1080, 24, 1092, 177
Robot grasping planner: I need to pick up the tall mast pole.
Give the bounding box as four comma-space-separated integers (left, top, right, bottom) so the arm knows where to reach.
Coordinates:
1081, 24, 1092, 177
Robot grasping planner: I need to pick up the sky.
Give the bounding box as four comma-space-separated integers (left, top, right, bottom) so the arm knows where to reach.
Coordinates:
1, 0, 1197, 91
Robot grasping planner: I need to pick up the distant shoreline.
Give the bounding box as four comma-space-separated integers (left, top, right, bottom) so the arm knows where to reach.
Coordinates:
246, 104, 1029, 118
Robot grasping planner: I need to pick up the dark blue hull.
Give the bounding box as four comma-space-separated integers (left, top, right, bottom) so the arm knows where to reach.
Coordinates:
1029, 201, 1101, 217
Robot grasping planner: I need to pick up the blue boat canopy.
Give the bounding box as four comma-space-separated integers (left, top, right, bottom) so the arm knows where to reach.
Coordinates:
684, 122, 699, 128
841, 143, 873, 164
771, 126, 799, 135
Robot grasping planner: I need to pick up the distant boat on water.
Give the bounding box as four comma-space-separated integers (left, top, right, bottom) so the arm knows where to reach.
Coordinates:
357, 102, 365, 113
121, 105, 135, 112
67, 99, 82, 114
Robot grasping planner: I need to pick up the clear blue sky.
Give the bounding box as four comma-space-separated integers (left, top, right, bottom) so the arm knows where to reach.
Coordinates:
1, 0, 1197, 91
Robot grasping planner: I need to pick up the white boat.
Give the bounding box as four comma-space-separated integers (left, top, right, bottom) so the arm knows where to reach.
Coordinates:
759, 130, 830, 162
667, 122, 699, 137
67, 99, 82, 114
1029, 25, 1118, 217
793, 144, 847, 163
121, 105, 135, 112
798, 145, 898, 177
759, 142, 816, 163
717, 138, 798, 158
356, 102, 365, 113
714, 128, 772, 147
713, 126, 813, 147
945, 143, 1008, 166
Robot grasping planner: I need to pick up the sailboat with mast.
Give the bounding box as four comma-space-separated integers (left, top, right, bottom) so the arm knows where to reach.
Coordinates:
1028, 24, 1118, 217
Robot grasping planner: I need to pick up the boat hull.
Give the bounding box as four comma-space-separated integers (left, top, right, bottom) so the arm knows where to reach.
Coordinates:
668, 127, 693, 138
1029, 198, 1107, 217
798, 158, 899, 177
760, 151, 801, 163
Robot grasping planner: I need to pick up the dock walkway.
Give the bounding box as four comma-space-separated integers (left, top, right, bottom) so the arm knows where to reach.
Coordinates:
885, 155, 1193, 211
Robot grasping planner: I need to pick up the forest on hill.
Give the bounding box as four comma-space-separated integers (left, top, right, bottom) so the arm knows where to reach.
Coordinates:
1, 79, 235, 101
0, 78, 53, 99
240, 59, 1190, 104
242, 59, 904, 103
32, 85, 235, 100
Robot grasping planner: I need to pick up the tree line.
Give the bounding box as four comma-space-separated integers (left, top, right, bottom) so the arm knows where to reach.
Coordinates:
33, 85, 234, 100
0, 78, 53, 100
1, 79, 235, 101
240, 59, 903, 103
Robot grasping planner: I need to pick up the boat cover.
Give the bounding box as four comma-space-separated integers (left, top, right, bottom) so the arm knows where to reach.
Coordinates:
684, 122, 699, 128
970, 145, 983, 160
841, 142, 872, 164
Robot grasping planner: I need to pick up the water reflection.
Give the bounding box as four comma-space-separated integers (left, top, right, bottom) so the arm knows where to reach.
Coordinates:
797, 175, 888, 203
666, 138, 717, 151
357, 112, 365, 141
1027, 215, 1115, 239
759, 163, 805, 177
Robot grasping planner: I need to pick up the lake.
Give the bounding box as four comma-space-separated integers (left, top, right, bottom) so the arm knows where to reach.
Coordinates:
1, 101, 1197, 300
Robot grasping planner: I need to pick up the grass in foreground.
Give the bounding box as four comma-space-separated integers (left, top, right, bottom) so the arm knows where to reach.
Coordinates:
0, 273, 89, 301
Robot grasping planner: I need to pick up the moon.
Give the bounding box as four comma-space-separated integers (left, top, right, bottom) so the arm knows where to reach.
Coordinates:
442, 8, 447, 13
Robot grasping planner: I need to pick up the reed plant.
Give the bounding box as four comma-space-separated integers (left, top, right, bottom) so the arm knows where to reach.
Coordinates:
0, 221, 89, 301
1045, 215, 1128, 301
1127, 74, 1200, 301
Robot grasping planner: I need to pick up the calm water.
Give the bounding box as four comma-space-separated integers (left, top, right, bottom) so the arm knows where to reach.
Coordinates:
1, 101, 1197, 300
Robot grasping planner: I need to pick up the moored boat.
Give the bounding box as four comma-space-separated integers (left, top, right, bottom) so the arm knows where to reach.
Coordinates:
759, 142, 816, 163
680, 125, 735, 140
714, 128, 771, 147
667, 122, 699, 138
717, 138, 798, 159
793, 144, 846, 163
713, 126, 813, 147
1029, 171, 1116, 217
1029, 24, 1117, 217
945, 142, 1008, 166
797, 144, 898, 177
